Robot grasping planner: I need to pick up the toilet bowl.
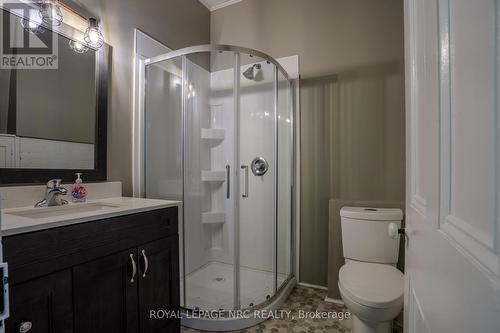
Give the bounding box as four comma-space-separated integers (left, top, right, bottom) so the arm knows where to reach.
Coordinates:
338, 207, 404, 333
338, 261, 403, 333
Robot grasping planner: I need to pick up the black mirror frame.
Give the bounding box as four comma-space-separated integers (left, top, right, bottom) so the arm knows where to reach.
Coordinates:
0, 45, 109, 185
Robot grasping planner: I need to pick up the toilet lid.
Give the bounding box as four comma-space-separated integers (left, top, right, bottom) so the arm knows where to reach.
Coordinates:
338, 261, 404, 309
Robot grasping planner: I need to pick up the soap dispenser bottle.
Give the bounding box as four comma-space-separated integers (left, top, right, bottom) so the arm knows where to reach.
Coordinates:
71, 173, 87, 202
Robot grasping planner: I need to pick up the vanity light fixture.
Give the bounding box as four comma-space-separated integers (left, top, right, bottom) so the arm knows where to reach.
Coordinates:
84, 17, 104, 49
39, 0, 63, 26
69, 40, 88, 53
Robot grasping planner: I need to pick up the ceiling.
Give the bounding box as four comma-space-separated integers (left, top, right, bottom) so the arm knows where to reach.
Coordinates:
198, 0, 242, 11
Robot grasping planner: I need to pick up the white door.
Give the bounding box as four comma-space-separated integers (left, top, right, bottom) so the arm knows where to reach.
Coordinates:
404, 0, 500, 332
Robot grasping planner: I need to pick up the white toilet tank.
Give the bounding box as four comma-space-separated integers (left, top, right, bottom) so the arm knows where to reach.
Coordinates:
340, 206, 403, 264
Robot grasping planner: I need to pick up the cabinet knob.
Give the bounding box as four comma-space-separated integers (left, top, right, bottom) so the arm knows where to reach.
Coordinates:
19, 321, 32, 333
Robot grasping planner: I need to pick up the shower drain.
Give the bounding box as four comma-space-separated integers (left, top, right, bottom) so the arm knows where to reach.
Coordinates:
214, 277, 226, 282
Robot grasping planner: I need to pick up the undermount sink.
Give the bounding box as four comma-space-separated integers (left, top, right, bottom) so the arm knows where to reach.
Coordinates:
6, 202, 122, 219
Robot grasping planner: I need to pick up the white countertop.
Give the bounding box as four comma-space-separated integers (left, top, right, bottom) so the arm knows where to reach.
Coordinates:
1, 197, 181, 236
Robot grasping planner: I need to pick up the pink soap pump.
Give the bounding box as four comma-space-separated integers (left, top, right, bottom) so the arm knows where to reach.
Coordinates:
71, 173, 87, 202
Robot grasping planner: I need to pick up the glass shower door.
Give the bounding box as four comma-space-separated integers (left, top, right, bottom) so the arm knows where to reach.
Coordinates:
144, 46, 294, 317
144, 57, 185, 305
183, 52, 237, 311
238, 54, 276, 308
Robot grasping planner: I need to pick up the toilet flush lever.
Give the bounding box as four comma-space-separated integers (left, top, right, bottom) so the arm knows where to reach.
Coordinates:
388, 222, 409, 246
388, 223, 402, 239
388, 222, 408, 242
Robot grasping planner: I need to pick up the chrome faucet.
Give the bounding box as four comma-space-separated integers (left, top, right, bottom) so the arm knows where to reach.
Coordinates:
35, 179, 68, 207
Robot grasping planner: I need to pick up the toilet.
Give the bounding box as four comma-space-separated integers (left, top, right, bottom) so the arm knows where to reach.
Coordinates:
338, 207, 404, 333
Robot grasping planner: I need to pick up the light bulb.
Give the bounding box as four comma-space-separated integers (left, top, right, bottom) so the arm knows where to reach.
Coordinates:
84, 18, 104, 48
39, 0, 63, 26
89, 30, 99, 43
69, 40, 89, 53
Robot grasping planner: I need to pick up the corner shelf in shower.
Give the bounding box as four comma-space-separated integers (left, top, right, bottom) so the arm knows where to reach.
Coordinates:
201, 128, 225, 140
201, 211, 225, 225
201, 170, 226, 182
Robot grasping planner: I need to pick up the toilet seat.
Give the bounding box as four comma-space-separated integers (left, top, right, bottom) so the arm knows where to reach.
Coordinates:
338, 261, 403, 309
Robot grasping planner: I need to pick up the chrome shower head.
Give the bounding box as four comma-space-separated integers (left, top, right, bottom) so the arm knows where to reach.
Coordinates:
243, 64, 261, 80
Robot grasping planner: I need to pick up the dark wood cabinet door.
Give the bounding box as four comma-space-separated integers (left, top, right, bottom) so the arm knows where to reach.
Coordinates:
5, 269, 73, 333
138, 236, 180, 333
73, 249, 139, 333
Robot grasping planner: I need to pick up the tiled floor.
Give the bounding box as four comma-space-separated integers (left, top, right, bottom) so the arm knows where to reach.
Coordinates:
181, 285, 352, 333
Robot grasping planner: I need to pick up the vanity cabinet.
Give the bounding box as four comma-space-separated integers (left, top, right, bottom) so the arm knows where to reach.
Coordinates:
137, 238, 180, 333
3, 207, 180, 333
5, 270, 73, 333
73, 248, 139, 333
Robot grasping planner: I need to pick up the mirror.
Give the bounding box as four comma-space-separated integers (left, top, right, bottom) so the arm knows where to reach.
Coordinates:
0, 8, 108, 184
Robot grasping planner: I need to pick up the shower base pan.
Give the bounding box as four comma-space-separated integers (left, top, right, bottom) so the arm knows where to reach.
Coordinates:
181, 262, 295, 331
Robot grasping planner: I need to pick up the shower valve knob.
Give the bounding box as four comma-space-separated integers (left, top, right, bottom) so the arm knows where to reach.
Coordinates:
251, 157, 269, 176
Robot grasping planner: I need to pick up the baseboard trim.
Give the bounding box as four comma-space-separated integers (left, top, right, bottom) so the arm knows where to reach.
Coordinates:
297, 282, 328, 290
324, 297, 344, 305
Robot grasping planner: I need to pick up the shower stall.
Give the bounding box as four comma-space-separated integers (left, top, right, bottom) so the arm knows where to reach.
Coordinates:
142, 45, 295, 330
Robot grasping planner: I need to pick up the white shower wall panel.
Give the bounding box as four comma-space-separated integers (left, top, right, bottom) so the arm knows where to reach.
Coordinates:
209, 69, 236, 266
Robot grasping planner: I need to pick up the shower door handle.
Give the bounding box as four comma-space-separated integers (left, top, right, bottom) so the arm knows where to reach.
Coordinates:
241, 165, 249, 198
226, 165, 231, 199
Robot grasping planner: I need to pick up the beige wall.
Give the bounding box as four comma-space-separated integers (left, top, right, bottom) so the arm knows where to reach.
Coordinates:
211, 0, 403, 79
78, 0, 210, 194
211, 0, 405, 288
